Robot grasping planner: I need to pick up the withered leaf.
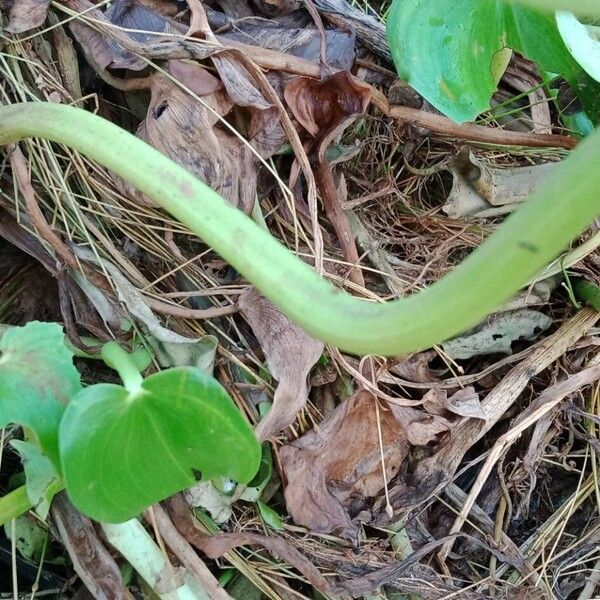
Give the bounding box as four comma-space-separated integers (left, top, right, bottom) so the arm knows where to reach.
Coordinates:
280, 390, 409, 535
69, 0, 184, 71
118, 60, 257, 213
212, 54, 272, 110
422, 386, 486, 422
280, 389, 454, 536
239, 288, 323, 441
284, 70, 371, 158
6, 0, 50, 34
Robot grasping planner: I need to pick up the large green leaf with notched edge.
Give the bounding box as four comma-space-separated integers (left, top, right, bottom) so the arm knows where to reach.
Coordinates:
387, 0, 600, 124
60, 367, 261, 522
0, 322, 81, 467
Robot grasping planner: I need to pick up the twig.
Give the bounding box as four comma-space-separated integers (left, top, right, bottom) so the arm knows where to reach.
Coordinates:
390, 105, 577, 150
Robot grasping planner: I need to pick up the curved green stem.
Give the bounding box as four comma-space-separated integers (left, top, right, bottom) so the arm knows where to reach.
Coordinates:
1, 102, 599, 356
0, 485, 33, 525
101, 342, 144, 393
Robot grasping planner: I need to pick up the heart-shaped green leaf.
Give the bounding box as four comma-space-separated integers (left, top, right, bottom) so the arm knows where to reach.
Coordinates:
0, 322, 81, 466
60, 367, 261, 522
387, 0, 600, 123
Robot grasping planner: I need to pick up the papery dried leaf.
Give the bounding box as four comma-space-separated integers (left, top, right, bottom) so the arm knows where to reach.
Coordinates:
69, 20, 114, 71
220, 27, 355, 158
422, 387, 486, 421
284, 71, 370, 144
6, 0, 50, 33
69, 0, 184, 71
212, 54, 272, 110
239, 288, 323, 440
168, 59, 224, 96
221, 27, 355, 71
390, 351, 440, 383
445, 387, 486, 421
280, 390, 410, 535
105, 0, 183, 70
119, 62, 257, 213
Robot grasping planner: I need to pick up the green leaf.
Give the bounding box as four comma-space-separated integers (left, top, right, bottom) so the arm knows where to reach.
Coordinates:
0, 322, 81, 466
516, 0, 600, 18
11, 441, 62, 520
387, 0, 600, 123
257, 501, 284, 531
5, 514, 47, 561
60, 367, 261, 522
239, 444, 273, 502
557, 12, 600, 82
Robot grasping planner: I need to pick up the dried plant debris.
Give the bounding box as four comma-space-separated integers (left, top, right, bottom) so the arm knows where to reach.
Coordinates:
443, 147, 559, 218
6, 0, 50, 33
441, 308, 553, 360
3, 0, 600, 597
239, 287, 323, 440
280, 389, 455, 536
114, 59, 258, 213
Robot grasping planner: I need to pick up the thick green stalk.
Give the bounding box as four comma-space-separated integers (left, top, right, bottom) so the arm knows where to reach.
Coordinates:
0, 485, 33, 524
1, 102, 599, 356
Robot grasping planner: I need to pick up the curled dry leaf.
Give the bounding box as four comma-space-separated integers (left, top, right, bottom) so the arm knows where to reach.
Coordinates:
69, 0, 184, 71
284, 70, 371, 159
280, 389, 451, 536
239, 287, 323, 441
422, 387, 486, 422
118, 60, 257, 214
285, 71, 370, 285
6, 0, 50, 33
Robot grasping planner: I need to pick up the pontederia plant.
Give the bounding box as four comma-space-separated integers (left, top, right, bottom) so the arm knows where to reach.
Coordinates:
1, 102, 600, 356
0, 322, 260, 523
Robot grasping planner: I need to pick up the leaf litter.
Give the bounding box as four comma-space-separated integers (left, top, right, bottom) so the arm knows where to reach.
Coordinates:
1, 0, 600, 598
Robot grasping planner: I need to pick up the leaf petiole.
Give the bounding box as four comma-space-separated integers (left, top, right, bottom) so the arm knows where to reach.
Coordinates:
0, 485, 34, 525
101, 342, 144, 394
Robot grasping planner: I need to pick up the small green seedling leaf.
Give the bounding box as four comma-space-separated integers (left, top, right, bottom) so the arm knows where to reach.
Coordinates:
60, 367, 261, 522
387, 0, 600, 123
11, 441, 62, 520
240, 444, 273, 502
0, 322, 81, 466
257, 500, 284, 531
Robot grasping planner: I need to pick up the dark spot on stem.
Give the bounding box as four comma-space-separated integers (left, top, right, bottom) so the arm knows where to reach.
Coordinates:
518, 241, 539, 254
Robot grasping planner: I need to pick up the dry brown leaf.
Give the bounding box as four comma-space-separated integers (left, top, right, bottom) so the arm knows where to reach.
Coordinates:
239, 287, 323, 440
281, 391, 400, 535
212, 54, 272, 110
118, 60, 256, 213
6, 0, 50, 33
284, 70, 370, 146
422, 386, 486, 421
280, 387, 457, 535
69, 0, 184, 71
